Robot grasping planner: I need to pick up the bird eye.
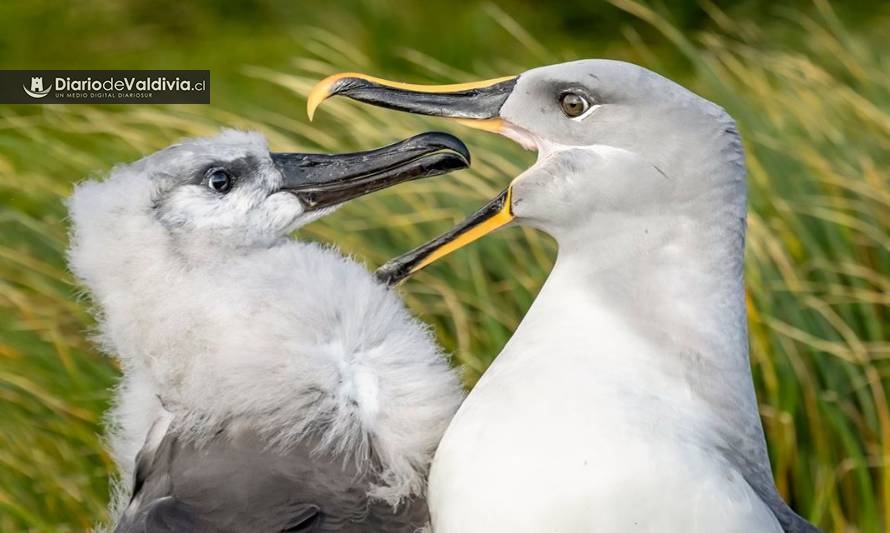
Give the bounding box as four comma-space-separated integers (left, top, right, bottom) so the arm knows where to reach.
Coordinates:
559, 92, 590, 118
206, 169, 233, 193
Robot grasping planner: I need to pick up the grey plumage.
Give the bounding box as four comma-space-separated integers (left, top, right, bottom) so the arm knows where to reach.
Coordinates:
116, 419, 428, 532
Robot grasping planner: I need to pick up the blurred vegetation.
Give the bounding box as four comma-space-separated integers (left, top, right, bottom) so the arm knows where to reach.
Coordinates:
0, 0, 887, 531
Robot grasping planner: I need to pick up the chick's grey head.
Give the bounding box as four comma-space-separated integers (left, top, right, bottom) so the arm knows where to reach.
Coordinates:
114, 129, 470, 249
145, 130, 301, 248
309, 60, 746, 284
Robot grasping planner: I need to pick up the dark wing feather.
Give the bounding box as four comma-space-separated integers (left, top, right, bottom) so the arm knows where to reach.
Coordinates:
141, 498, 206, 532
725, 447, 821, 533
115, 421, 428, 532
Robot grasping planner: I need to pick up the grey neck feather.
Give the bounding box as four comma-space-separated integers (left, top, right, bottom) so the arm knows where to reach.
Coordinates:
562, 112, 747, 354
519, 133, 755, 416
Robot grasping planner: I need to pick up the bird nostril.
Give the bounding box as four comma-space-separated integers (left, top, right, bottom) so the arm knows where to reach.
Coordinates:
298, 192, 319, 208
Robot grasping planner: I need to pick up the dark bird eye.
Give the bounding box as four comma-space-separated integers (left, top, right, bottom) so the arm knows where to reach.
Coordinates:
207, 169, 233, 193
559, 92, 590, 118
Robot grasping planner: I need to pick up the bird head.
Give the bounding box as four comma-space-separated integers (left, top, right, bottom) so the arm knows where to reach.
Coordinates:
308, 60, 745, 284
71, 129, 469, 251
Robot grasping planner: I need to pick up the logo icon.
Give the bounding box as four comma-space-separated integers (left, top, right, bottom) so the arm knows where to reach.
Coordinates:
23, 77, 51, 98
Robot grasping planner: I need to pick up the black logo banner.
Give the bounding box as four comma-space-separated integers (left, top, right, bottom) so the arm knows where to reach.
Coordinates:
0, 70, 210, 104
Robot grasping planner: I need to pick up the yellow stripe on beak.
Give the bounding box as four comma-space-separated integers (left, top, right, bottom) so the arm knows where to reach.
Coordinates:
410, 186, 515, 274
452, 117, 507, 133
375, 187, 516, 286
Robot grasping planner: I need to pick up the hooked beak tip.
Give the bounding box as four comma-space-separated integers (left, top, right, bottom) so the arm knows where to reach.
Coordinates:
306, 72, 371, 121
306, 76, 332, 121
374, 262, 403, 287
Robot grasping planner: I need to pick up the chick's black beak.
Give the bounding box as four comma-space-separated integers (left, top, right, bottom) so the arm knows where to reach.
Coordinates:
271, 132, 470, 211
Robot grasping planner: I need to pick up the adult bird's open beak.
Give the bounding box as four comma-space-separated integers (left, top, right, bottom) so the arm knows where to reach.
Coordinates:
307, 72, 521, 285
374, 188, 513, 286
272, 132, 470, 211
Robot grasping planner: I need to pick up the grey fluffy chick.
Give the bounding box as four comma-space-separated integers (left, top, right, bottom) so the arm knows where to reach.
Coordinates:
67, 130, 466, 531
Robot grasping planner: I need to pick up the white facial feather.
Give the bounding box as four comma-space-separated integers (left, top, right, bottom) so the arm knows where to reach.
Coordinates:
67, 130, 464, 504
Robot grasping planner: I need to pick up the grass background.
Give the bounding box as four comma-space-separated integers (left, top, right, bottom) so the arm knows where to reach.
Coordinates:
0, 0, 887, 531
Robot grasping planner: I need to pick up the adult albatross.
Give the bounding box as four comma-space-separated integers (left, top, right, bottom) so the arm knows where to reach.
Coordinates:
307, 60, 820, 533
